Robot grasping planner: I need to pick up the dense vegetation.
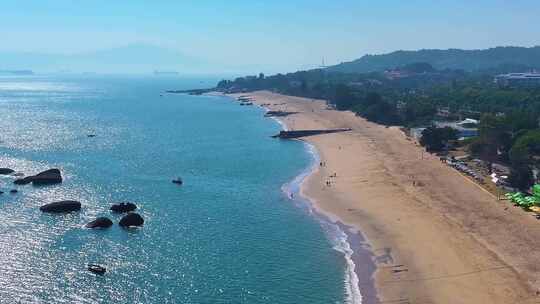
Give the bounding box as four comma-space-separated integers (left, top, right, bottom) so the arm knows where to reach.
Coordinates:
216, 51, 540, 190
420, 127, 459, 152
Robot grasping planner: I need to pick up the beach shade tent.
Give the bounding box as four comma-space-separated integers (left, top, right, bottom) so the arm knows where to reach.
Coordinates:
515, 198, 526, 206
524, 196, 538, 205
533, 184, 540, 198
508, 192, 524, 203
505, 192, 517, 199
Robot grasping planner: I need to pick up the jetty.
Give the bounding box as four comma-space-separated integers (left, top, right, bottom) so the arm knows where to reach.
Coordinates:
237, 96, 254, 102
165, 88, 215, 95
272, 128, 352, 139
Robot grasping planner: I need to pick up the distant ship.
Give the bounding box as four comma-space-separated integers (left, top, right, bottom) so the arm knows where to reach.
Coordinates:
153, 70, 179, 76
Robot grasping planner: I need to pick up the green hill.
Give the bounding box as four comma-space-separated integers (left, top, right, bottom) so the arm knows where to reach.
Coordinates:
328, 46, 540, 73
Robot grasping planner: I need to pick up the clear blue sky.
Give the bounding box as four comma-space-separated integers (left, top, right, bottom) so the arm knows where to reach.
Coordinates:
1, 0, 539, 72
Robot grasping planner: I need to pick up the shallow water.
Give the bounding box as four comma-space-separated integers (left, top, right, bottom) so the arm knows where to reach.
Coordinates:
0, 75, 351, 303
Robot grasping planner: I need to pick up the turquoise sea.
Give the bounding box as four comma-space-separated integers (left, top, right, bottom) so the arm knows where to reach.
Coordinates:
0, 75, 363, 303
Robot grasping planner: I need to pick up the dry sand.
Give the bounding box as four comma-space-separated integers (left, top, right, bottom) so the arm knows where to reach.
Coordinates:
241, 91, 540, 304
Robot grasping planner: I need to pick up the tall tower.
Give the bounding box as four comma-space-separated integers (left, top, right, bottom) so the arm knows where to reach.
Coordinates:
320, 57, 328, 69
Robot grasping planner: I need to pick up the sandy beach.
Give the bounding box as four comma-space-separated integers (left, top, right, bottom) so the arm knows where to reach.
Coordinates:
240, 91, 540, 304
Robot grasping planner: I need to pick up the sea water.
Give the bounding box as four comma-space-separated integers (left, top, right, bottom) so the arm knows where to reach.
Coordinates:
0, 75, 354, 303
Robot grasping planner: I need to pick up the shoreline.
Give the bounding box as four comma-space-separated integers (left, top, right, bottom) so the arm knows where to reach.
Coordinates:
232, 91, 537, 304
281, 139, 378, 304
236, 93, 379, 303
228, 91, 381, 303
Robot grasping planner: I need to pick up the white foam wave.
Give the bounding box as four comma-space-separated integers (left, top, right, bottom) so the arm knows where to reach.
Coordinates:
282, 141, 363, 304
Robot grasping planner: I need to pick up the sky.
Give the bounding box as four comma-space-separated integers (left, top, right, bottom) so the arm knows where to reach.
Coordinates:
0, 0, 539, 74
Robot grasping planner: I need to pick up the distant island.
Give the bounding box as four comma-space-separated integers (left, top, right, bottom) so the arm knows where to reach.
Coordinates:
154, 70, 179, 76
0, 70, 34, 75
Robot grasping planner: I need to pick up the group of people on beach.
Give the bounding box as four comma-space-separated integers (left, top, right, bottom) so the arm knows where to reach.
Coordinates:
325, 171, 338, 187
320, 161, 338, 187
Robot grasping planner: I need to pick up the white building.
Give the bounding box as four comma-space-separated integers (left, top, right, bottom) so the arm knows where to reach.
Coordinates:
495, 72, 540, 88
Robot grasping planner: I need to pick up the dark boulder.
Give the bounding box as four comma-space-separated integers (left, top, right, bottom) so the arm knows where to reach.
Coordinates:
13, 168, 63, 186
40, 200, 81, 213
14, 177, 33, 185
0, 191, 4, 194
0, 168, 14, 175
9, 189, 18, 194
86, 217, 113, 229
110, 202, 137, 213
31, 169, 63, 185
119, 213, 144, 227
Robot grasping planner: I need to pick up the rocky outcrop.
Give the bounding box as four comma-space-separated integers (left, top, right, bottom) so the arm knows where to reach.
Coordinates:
40, 200, 81, 213
110, 202, 137, 213
119, 213, 144, 227
14, 168, 63, 185
86, 217, 113, 229
31, 169, 63, 185
0, 168, 14, 175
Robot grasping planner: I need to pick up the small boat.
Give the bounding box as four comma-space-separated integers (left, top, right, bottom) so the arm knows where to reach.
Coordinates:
172, 177, 183, 185
88, 264, 106, 275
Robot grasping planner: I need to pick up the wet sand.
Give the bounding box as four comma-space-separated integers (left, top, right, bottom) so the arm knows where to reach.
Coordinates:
241, 91, 540, 304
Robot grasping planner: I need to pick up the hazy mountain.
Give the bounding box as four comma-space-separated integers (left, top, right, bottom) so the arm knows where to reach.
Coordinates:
0, 44, 212, 74
328, 46, 540, 73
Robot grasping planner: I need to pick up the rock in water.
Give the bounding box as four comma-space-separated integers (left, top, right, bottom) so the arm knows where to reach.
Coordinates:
0, 168, 14, 175
31, 169, 63, 185
13, 168, 63, 185
86, 217, 113, 229
110, 202, 137, 213
14, 177, 32, 185
40, 200, 81, 213
9, 189, 18, 194
119, 213, 144, 227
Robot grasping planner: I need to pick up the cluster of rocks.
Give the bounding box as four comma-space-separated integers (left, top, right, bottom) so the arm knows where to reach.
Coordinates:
2, 167, 145, 277
0, 168, 62, 194
86, 203, 144, 228
1, 167, 144, 228
39, 200, 144, 228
